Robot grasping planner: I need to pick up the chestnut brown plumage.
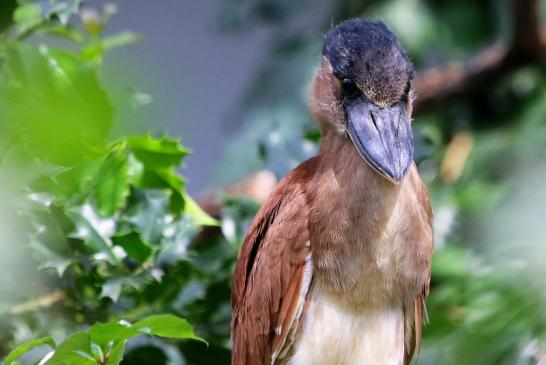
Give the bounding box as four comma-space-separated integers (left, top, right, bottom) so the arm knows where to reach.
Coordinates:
232, 19, 433, 365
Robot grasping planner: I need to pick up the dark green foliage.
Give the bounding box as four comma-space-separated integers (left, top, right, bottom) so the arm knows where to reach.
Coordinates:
0, 0, 17, 33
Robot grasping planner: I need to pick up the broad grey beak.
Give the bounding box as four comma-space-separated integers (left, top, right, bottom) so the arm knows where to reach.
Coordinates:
345, 96, 413, 184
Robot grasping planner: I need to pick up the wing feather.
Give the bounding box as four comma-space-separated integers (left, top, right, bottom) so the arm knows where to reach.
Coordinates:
231, 158, 318, 365
404, 165, 434, 365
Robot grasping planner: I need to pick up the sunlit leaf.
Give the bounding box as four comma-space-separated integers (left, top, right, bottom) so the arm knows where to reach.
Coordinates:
94, 149, 130, 216
127, 135, 189, 170
133, 314, 206, 343
88, 323, 140, 348
46, 48, 113, 138
89, 342, 103, 363
183, 192, 219, 227
104, 341, 126, 365
13, 3, 42, 34
0, 44, 113, 165
4, 336, 55, 365
44, 332, 94, 365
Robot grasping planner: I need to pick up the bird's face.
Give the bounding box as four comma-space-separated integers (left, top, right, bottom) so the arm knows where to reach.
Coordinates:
309, 19, 415, 184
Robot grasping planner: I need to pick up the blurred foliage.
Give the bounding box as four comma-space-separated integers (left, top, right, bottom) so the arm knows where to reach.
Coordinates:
4, 315, 203, 365
1, 0, 546, 365
0, 2, 230, 364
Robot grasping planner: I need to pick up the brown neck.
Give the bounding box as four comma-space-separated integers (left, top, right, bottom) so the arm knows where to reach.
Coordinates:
311, 130, 401, 220
306, 131, 402, 292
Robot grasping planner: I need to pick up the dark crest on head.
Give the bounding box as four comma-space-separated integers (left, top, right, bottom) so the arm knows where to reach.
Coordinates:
322, 19, 414, 107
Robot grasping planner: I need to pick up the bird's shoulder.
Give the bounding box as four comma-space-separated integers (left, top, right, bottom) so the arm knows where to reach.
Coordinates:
231, 156, 319, 365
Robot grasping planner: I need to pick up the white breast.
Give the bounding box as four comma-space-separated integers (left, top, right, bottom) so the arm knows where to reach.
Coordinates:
288, 287, 405, 365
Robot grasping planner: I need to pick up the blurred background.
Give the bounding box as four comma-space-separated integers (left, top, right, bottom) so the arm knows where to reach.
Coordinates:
1, 0, 546, 364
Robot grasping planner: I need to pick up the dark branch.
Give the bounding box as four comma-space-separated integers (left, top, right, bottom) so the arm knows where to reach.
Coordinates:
194, 0, 545, 215
413, 0, 544, 113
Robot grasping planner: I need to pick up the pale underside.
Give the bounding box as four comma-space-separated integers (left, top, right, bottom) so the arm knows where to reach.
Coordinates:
288, 284, 405, 365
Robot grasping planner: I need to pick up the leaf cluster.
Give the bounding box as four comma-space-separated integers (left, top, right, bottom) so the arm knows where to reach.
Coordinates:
0, 2, 229, 364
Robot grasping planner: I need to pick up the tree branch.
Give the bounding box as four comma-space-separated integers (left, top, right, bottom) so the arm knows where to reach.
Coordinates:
413, 0, 545, 113
3, 291, 66, 316
195, 0, 545, 214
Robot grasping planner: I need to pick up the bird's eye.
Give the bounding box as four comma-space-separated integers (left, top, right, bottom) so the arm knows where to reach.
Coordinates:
403, 81, 411, 95
341, 79, 361, 98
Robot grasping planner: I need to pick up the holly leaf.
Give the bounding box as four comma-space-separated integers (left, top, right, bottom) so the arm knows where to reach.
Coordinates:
112, 231, 152, 264
100, 279, 123, 302
127, 190, 171, 243
39, 253, 74, 277
183, 192, 219, 227
67, 204, 117, 262
0, 44, 113, 166
127, 135, 189, 170
94, 149, 130, 216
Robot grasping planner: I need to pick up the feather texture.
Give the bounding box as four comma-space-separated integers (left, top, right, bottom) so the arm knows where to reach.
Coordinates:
231, 137, 433, 364
231, 158, 318, 365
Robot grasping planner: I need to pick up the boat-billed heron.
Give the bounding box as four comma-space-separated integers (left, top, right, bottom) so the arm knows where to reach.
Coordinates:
231, 19, 434, 365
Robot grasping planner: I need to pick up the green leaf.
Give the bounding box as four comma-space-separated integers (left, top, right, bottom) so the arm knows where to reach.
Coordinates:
112, 231, 153, 264
44, 332, 94, 365
102, 31, 144, 50
4, 336, 55, 365
100, 279, 123, 302
104, 341, 126, 365
0, 44, 113, 166
127, 190, 171, 243
155, 169, 186, 214
39, 253, 74, 277
88, 323, 140, 348
40, 24, 84, 42
128, 167, 186, 214
127, 135, 189, 170
46, 48, 114, 139
133, 314, 206, 343
67, 204, 117, 262
183, 192, 219, 226
89, 342, 104, 363
13, 3, 42, 34
94, 149, 130, 216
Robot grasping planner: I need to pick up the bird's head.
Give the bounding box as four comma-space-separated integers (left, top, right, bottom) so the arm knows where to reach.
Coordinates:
309, 19, 415, 184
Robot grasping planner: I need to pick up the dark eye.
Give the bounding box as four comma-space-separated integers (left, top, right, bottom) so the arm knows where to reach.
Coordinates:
341, 79, 362, 98
403, 81, 411, 95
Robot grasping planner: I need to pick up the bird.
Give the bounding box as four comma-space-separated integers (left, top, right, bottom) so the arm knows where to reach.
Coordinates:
231, 18, 434, 365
